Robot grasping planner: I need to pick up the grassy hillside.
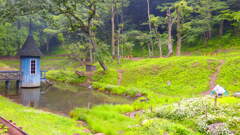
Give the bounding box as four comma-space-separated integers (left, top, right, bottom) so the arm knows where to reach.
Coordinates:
81, 50, 240, 134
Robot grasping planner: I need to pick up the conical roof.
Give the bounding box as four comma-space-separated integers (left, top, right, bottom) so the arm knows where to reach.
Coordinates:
18, 35, 43, 57
18, 19, 43, 57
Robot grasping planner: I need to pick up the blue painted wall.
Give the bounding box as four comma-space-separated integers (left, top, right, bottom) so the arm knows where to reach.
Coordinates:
20, 56, 41, 88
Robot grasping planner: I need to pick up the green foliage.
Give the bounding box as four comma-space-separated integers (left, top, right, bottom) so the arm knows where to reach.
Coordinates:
0, 124, 8, 135
183, 34, 240, 55
0, 23, 28, 55
47, 70, 86, 83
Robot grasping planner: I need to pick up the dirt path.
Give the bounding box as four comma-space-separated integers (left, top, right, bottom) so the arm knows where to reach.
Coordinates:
202, 60, 225, 95
117, 70, 124, 85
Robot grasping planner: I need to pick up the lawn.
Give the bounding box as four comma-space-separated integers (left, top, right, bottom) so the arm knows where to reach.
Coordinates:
0, 96, 89, 135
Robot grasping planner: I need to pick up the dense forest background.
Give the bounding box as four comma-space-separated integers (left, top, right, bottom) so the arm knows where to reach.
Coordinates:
0, 0, 239, 70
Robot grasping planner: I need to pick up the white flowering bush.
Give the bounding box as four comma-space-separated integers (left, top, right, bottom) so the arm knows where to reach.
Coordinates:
155, 96, 218, 120
151, 97, 239, 135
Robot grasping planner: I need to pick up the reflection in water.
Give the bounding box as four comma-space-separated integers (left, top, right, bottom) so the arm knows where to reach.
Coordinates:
0, 83, 132, 114
21, 88, 40, 107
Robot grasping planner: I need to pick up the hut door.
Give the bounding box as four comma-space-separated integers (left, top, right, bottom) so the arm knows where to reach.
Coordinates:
30, 60, 36, 75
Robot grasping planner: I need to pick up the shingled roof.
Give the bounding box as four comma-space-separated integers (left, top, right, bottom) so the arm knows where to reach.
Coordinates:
18, 35, 43, 57
18, 19, 43, 57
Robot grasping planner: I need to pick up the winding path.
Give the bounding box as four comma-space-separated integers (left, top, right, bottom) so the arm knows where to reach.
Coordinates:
202, 60, 225, 95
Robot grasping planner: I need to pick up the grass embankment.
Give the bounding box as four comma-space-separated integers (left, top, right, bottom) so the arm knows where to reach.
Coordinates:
0, 96, 89, 135
71, 56, 240, 135
93, 56, 220, 96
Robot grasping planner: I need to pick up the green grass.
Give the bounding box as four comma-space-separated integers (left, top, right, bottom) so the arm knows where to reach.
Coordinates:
70, 104, 136, 135
93, 56, 220, 96
0, 96, 89, 135
217, 56, 240, 93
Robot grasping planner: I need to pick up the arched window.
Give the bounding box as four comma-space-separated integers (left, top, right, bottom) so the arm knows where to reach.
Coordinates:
30, 59, 36, 74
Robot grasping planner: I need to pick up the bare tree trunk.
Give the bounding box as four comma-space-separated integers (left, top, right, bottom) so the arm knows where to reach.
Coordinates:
117, 29, 121, 64
207, 11, 212, 39
147, 0, 153, 57
219, 21, 224, 36
89, 29, 107, 71
176, 7, 182, 56
158, 38, 162, 57
204, 32, 208, 45
148, 42, 151, 57
89, 48, 93, 63
111, 1, 116, 58
46, 37, 50, 53
208, 25, 212, 39
167, 8, 173, 57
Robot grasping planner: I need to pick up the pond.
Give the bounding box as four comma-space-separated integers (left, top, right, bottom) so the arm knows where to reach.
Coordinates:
0, 82, 132, 114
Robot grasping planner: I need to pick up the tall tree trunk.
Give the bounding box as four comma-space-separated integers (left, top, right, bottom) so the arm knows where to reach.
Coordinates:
158, 38, 162, 57
207, 11, 212, 39
219, 21, 224, 36
117, 29, 121, 64
167, 8, 173, 57
148, 42, 151, 57
176, 7, 182, 56
147, 0, 153, 57
16, 19, 21, 51
89, 48, 93, 64
89, 29, 108, 71
46, 37, 50, 53
111, 1, 116, 58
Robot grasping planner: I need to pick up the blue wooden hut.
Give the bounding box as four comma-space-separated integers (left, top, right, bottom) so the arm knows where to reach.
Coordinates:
18, 21, 43, 88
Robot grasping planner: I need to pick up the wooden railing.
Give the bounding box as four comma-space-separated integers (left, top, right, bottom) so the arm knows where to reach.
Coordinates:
41, 71, 47, 80
0, 71, 21, 80
0, 71, 47, 81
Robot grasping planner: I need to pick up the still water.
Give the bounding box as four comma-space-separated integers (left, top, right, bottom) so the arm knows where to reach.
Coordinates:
0, 82, 132, 114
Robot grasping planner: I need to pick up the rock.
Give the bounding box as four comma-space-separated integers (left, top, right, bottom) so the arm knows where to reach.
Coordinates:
135, 93, 142, 97
234, 92, 240, 97
77, 120, 87, 126
95, 133, 105, 135
82, 128, 91, 133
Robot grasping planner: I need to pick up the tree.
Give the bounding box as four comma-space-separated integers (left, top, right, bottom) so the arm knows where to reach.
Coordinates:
166, 8, 174, 57
173, 0, 192, 56
192, 0, 228, 42
149, 15, 165, 57
46, 0, 109, 71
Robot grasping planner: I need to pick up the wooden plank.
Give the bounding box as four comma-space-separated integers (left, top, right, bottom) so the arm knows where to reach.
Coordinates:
0, 117, 28, 135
